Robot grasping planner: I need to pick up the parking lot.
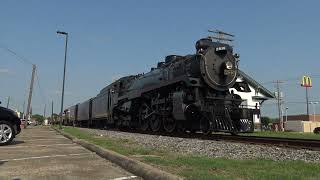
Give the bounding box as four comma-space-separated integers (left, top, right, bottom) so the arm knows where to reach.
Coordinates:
0, 126, 138, 180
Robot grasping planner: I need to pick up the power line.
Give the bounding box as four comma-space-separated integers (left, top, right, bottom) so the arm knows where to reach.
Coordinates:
1, 45, 48, 115
35, 70, 47, 104
0, 46, 34, 65
261, 75, 320, 85
0, 45, 36, 119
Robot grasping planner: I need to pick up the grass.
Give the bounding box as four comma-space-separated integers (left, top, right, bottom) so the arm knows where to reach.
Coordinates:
143, 156, 320, 180
59, 126, 320, 180
243, 131, 320, 140
62, 126, 163, 156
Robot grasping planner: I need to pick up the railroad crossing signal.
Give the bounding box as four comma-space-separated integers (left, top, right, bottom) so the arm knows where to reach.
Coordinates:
301, 76, 312, 87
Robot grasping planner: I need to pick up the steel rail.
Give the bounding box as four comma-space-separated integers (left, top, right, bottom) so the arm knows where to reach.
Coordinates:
115, 129, 320, 151
72, 126, 320, 151
207, 134, 320, 150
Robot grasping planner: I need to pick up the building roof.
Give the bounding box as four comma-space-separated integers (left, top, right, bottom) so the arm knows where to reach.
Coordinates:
238, 69, 275, 99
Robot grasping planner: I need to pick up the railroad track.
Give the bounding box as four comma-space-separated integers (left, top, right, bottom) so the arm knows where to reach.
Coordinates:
76, 126, 320, 151
207, 135, 320, 151
124, 129, 320, 151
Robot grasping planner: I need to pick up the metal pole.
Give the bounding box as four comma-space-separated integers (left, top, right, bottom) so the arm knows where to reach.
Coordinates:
6, 96, 10, 108
285, 107, 288, 123
260, 104, 263, 131
25, 64, 36, 129
316, 103, 318, 122
43, 104, 46, 119
59, 32, 68, 129
275, 80, 283, 131
306, 88, 309, 115
51, 100, 53, 124
22, 100, 25, 118
306, 87, 309, 116
315, 103, 318, 122
276, 81, 281, 130
313, 103, 315, 122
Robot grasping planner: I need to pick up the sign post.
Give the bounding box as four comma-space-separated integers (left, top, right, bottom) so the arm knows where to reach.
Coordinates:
301, 76, 312, 116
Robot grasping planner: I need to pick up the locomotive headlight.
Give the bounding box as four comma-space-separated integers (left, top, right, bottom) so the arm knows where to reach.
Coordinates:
225, 61, 233, 70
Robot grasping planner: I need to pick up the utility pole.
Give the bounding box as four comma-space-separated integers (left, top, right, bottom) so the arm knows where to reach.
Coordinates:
51, 100, 54, 124
57, 30, 69, 129
274, 80, 284, 131
6, 96, 10, 108
285, 107, 288, 123
22, 100, 25, 119
43, 103, 46, 119
24, 64, 36, 129
310, 102, 318, 122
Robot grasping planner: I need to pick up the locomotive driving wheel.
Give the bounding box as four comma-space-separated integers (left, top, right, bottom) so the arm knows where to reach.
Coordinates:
139, 102, 151, 131
163, 116, 176, 133
150, 114, 162, 132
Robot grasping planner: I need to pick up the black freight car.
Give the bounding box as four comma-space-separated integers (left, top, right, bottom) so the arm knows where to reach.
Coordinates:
77, 99, 92, 127
69, 105, 78, 126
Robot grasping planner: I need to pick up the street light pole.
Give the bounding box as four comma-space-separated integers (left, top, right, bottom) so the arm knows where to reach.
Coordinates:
315, 102, 318, 121
6, 96, 10, 108
313, 103, 316, 122
285, 107, 288, 123
57, 31, 68, 129
306, 87, 309, 116
310, 102, 318, 122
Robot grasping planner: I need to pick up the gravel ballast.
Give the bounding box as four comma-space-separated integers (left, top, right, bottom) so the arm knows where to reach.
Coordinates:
78, 128, 320, 163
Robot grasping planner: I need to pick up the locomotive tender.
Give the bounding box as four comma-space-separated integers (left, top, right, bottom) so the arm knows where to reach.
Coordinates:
64, 37, 256, 134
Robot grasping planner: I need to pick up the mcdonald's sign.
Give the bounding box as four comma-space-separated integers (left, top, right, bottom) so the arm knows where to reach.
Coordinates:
301, 76, 312, 87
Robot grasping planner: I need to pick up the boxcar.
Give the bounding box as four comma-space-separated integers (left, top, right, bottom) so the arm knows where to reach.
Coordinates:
69, 105, 78, 126
77, 99, 92, 127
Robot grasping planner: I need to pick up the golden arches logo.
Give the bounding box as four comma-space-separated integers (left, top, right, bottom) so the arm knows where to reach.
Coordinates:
301, 76, 312, 87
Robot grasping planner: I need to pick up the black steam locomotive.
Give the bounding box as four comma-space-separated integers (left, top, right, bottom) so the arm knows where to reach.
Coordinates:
63, 37, 255, 134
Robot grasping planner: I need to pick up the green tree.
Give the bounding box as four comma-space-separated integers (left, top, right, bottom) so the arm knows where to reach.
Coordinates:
261, 116, 275, 127
48, 113, 59, 124
32, 114, 45, 124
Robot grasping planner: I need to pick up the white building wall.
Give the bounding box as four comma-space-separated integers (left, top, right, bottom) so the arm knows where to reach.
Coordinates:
285, 121, 320, 132
229, 77, 266, 125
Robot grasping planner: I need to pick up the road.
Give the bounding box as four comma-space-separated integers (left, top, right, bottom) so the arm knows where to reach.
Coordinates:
0, 126, 139, 180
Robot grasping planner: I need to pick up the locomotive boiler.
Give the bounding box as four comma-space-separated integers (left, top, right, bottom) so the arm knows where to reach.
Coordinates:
65, 37, 255, 134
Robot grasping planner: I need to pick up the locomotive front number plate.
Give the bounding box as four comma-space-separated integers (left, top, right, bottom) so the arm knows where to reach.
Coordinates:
224, 70, 235, 76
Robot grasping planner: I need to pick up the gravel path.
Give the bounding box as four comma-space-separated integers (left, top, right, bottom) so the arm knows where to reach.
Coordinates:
78, 127, 320, 163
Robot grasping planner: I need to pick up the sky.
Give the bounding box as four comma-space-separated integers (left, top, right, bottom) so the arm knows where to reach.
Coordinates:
0, 0, 319, 117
